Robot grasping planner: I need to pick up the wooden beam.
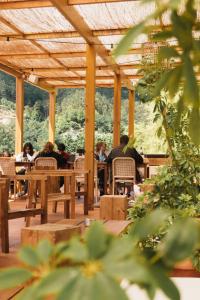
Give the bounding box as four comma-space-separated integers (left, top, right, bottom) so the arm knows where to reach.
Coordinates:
0, 0, 134, 9
0, 61, 22, 78
85, 44, 96, 210
49, 91, 56, 143
0, 1, 52, 10
39, 74, 141, 82
68, 0, 135, 4
0, 28, 129, 39
113, 74, 121, 147
128, 89, 135, 137
15, 77, 24, 154
50, 0, 132, 87
23, 64, 143, 72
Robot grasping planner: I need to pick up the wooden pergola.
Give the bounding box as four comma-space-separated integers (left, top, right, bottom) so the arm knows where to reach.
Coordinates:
0, 0, 171, 208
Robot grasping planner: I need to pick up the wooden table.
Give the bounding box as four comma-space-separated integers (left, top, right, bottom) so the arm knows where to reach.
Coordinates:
15, 161, 35, 171
57, 218, 132, 236
97, 161, 108, 195
138, 160, 149, 179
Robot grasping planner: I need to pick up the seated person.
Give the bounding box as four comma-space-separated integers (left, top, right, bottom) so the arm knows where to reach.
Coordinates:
95, 142, 108, 196
95, 142, 107, 162
15, 142, 37, 162
106, 135, 143, 183
15, 142, 37, 196
35, 142, 66, 169
57, 143, 70, 168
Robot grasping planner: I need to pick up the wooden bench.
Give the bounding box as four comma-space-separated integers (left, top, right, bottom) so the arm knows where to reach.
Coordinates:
0, 175, 47, 253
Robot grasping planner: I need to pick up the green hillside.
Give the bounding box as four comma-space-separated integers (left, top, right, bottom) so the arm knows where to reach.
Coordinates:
0, 71, 166, 154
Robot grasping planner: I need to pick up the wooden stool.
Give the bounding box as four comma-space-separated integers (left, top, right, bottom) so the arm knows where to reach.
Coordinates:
100, 195, 128, 220
21, 223, 81, 246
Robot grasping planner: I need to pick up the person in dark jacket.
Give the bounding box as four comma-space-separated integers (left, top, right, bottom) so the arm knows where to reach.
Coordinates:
106, 135, 143, 183
35, 142, 66, 169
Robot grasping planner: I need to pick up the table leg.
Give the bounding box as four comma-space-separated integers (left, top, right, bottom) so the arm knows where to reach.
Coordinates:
84, 173, 88, 215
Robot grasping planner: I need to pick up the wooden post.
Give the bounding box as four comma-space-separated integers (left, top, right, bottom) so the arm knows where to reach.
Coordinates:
128, 89, 135, 137
15, 77, 24, 154
85, 44, 96, 209
113, 74, 121, 147
49, 91, 56, 143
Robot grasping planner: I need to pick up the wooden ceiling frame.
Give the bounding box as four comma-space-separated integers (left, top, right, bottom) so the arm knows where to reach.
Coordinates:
50, 0, 134, 89
0, 0, 136, 10
39, 74, 141, 82
0, 15, 81, 79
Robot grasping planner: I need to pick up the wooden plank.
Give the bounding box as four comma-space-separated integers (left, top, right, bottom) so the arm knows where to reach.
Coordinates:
85, 44, 96, 209
113, 74, 121, 147
49, 91, 56, 143
15, 77, 24, 154
103, 220, 132, 235
112, 195, 128, 220
0, 1, 52, 10
100, 196, 113, 220
128, 89, 135, 137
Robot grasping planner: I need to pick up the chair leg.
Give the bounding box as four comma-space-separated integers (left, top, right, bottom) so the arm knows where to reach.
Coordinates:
14, 180, 17, 201
52, 201, 57, 213
64, 201, 70, 219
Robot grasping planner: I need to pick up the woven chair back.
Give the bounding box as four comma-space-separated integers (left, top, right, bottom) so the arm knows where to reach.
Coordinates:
0, 158, 16, 177
112, 157, 136, 178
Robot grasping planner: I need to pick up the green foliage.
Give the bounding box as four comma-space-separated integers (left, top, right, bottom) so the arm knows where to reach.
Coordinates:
0, 214, 199, 300
114, 0, 200, 144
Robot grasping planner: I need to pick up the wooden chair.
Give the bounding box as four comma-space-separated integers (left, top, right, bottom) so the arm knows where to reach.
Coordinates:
35, 157, 60, 211
0, 157, 17, 199
74, 157, 98, 202
112, 157, 136, 195
0, 175, 47, 253
29, 170, 75, 219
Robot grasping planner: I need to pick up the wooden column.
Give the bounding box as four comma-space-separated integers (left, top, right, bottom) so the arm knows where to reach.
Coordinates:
85, 44, 96, 209
15, 76, 24, 154
49, 91, 56, 143
113, 74, 121, 147
128, 89, 135, 137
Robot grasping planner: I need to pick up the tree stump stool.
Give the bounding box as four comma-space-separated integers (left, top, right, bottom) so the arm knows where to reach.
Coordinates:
21, 223, 81, 246
100, 195, 128, 220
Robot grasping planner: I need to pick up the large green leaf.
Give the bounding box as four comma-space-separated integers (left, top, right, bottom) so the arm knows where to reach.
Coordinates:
160, 218, 199, 264
158, 47, 180, 61
58, 238, 88, 263
85, 222, 110, 259
130, 209, 170, 241
18, 246, 41, 267
150, 266, 180, 300
113, 22, 146, 57
166, 66, 183, 99
36, 240, 53, 263
189, 108, 200, 145
0, 268, 32, 290
35, 268, 78, 297
183, 54, 199, 106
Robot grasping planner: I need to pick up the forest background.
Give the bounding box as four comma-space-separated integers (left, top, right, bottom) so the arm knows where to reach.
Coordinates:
0, 70, 165, 154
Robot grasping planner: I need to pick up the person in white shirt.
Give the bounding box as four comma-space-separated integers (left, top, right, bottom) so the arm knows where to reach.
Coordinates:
15, 142, 37, 162
15, 142, 37, 197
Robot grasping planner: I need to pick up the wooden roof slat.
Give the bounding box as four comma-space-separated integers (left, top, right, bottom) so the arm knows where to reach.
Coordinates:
0, 14, 81, 77
39, 74, 141, 82
50, 0, 133, 88
0, 0, 135, 10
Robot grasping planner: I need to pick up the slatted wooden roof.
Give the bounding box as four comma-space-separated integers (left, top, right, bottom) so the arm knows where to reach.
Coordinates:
0, 0, 198, 91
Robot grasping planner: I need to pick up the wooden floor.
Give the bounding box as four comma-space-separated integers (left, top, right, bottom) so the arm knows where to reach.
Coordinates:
0, 197, 100, 254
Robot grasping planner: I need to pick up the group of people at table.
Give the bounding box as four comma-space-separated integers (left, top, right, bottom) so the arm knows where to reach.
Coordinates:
2, 134, 143, 197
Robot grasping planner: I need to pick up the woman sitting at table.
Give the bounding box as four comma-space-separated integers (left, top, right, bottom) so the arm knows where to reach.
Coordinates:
35, 142, 66, 168
15, 142, 37, 162
95, 142, 107, 196
15, 142, 37, 197
57, 143, 70, 168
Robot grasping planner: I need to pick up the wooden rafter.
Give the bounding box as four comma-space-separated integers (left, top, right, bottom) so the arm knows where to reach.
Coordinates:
0, 0, 135, 10
23, 64, 143, 72
50, 0, 133, 87
39, 75, 141, 82
0, 28, 130, 40
0, 15, 81, 78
